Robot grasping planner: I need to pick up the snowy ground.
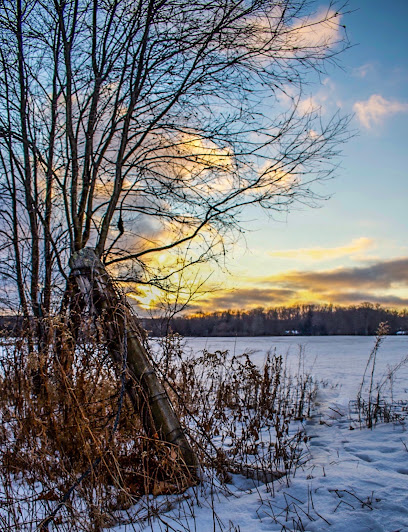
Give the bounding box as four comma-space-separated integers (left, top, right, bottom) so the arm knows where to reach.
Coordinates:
1, 336, 407, 530
113, 336, 408, 532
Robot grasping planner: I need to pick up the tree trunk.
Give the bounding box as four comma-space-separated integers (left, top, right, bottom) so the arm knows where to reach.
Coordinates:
69, 248, 198, 478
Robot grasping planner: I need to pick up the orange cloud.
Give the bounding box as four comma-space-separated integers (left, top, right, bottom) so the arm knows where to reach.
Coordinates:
184, 257, 408, 312
269, 237, 374, 261
267, 257, 408, 291
189, 287, 296, 312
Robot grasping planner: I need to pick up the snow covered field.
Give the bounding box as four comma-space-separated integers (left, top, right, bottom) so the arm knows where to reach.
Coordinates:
117, 335, 408, 532
183, 335, 408, 402
1, 336, 407, 530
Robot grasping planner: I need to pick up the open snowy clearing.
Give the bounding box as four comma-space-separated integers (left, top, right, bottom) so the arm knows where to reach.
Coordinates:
112, 336, 408, 531
1, 336, 407, 530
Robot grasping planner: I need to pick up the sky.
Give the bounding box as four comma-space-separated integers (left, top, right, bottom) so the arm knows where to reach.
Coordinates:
137, 0, 408, 314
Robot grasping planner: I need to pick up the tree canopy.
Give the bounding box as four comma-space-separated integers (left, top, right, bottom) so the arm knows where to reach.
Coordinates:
0, 0, 350, 318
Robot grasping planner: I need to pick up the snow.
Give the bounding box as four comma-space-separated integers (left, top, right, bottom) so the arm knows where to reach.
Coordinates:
111, 336, 408, 531
2, 336, 407, 530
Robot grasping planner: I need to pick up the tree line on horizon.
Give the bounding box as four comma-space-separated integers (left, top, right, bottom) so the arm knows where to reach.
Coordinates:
143, 303, 408, 337
2, 303, 407, 338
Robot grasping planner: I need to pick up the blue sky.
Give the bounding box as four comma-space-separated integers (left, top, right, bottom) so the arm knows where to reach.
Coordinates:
132, 1, 407, 313
183, 0, 408, 312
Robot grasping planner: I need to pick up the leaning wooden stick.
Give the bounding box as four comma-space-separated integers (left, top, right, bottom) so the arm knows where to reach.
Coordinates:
69, 248, 198, 477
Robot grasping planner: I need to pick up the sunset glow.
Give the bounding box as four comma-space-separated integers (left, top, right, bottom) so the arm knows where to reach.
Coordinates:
122, 0, 408, 315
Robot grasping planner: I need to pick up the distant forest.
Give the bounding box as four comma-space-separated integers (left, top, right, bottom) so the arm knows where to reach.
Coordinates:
143, 304, 408, 337
1, 304, 408, 338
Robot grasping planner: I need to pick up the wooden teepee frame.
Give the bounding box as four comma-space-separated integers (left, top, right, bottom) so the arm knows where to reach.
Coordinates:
69, 248, 198, 478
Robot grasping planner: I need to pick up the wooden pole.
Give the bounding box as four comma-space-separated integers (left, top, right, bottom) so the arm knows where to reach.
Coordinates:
69, 248, 198, 477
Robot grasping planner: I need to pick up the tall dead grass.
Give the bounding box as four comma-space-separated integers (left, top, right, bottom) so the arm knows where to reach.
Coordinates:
0, 324, 317, 530
157, 335, 316, 481
353, 322, 408, 428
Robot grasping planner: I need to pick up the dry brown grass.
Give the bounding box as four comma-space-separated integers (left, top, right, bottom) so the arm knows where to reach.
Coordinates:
157, 335, 316, 481
353, 322, 408, 428
0, 325, 317, 530
0, 321, 195, 530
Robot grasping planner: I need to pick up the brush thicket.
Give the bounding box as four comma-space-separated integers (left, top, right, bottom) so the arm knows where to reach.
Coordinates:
0, 325, 317, 530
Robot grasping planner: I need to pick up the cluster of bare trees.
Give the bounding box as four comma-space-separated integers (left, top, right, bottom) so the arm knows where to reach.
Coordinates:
0, 1, 354, 511
0, 0, 350, 325
156, 304, 408, 337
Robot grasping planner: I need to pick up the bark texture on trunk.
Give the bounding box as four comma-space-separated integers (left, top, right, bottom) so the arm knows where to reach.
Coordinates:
69, 248, 198, 476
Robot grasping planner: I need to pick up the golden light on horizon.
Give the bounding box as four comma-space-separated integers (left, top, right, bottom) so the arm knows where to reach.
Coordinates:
128, 286, 164, 311
126, 246, 408, 313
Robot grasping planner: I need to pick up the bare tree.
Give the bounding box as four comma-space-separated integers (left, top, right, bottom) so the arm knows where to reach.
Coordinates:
0, 0, 351, 323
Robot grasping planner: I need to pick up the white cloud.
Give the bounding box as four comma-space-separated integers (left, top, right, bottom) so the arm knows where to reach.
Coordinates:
353, 63, 375, 79
247, 8, 343, 69
297, 78, 339, 116
298, 95, 321, 114
290, 9, 342, 50
353, 94, 408, 129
